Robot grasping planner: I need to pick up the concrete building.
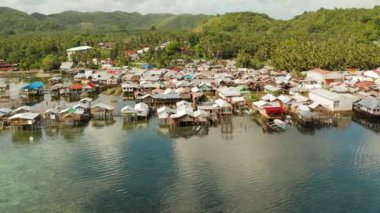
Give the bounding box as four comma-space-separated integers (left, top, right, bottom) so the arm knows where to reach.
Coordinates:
309, 89, 357, 112
66, 46, 92, 61
306, 68, 343, 85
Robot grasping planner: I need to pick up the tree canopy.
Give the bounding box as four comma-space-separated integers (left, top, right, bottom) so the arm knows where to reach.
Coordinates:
2, 7, 380, 71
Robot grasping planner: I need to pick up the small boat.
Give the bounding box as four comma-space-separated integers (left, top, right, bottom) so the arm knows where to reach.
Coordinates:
273, 119, 289, 130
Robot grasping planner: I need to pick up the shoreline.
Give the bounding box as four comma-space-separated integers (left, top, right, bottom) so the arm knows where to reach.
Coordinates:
0, 70, 52, 78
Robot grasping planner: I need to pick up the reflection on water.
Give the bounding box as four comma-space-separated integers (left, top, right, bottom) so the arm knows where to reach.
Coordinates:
91, 119, 116, 128
11, 129, 43, 144
2, 116, 380, 211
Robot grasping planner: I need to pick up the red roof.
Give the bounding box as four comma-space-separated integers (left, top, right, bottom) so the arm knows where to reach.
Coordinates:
125, 50, 138, 55
264, 106, 284, 115
87, 82, 97, 89
311, 68, 330, 75
355, 81, 374, 89
172, 67, 182, 72
70, 84, 83, 90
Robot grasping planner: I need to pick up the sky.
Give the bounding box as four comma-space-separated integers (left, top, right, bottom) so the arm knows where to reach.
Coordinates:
0, 0, 379, 19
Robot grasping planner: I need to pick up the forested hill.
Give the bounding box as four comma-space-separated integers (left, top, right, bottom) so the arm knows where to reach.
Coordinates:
3, 6, 380, 71
195, 7, 380, 71
196, 7, 380, 38
0, 7, 208, 33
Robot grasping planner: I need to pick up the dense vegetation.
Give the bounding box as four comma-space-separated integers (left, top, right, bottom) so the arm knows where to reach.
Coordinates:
0, 7, 207, 34
2, 7, 380, 71
195, 8, 380, 71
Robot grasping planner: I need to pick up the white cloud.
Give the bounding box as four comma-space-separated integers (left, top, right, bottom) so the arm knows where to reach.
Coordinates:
0, 0, 378, 19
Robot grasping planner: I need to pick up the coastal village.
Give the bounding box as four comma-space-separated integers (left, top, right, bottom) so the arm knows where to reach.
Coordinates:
1, 44, 380, 134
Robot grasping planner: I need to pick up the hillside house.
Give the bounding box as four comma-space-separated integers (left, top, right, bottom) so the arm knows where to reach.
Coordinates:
66, 46, 92, 61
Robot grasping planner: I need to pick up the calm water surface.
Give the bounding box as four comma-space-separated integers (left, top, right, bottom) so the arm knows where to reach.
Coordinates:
1, 116, 380, 212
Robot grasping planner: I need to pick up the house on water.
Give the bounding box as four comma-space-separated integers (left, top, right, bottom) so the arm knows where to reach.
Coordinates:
8, 113, 41, 130
309, 89, 358, 112
0, 108, 12, 128
353, 96, 380, 117
91, 103, 115, 119
121, 105, 137, 121
121, 103, 150, 121
135, 103, 150, 120
43, 108, 61, 126
20, 81, 44, 96
0, 81, 10, 102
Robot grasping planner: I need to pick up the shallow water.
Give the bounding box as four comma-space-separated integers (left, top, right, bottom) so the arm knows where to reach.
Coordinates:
1, 116, 380, 212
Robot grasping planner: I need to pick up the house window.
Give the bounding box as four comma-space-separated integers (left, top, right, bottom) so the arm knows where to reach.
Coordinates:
333, 101, 339, 108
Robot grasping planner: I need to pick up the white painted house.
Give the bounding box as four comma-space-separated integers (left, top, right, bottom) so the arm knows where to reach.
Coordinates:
306, 68, 343, 85
66, 46, 92, 61
363, 70, 380, 79
309, 89, 357, 112
354, 96, 380, 116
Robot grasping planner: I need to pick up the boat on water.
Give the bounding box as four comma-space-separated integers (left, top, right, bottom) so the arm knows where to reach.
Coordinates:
273, 119, 289, 129
267, 119, 289, 132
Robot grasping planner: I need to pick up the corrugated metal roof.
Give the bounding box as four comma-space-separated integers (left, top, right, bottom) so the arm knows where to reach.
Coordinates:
9, 113, 39, 120
357, 96, 380, 108
310, 89, 340, 101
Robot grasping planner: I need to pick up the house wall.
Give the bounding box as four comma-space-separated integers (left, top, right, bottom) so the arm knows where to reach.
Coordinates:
356, 105, 380, 115
364, 71, 380, 79
309, 93, 335, 111
309, 93, 353, 112
325, 72, 343, 81
306, 72, 324, 84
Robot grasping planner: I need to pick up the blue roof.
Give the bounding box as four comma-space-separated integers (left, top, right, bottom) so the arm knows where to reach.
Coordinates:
22, 81, 44, 90
142, 64, 154, 69
184, 74, 193, 79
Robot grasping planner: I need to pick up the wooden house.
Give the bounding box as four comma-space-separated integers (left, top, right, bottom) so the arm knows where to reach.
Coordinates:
122, 82, 139, 96
50, 84, 67, 97
169, 109, 195, 127
135, 102, 149, 120
91, 103, 115, 119
44, 108, 60, 126
8, 113, 41, 130
136, 94, 154, 105
0, 81, 10, 100
0, 108, 12, 128
153, 90, 181, 107
215, 99, 233, 116
83, 82, 98, 95
13, 106, 33, 114
20, 81, 44, 96
49, 76, 62, 85
59, 108, 88, 126
157, 106, 175, 126
69, 84, 83, 96
0, 59, 17, 71
121, 105, 137, 121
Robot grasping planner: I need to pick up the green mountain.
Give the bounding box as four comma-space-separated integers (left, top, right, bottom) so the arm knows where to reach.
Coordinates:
0, 7, 208, 33
2, 6, 380, 71
196, 7, 380, 39
194, 12, 283, 34
195, 7, 380, 70
0, 7, 40, 33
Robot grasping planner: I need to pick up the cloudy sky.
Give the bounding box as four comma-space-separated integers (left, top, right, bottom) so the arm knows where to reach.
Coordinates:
0, 0, 379, 19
